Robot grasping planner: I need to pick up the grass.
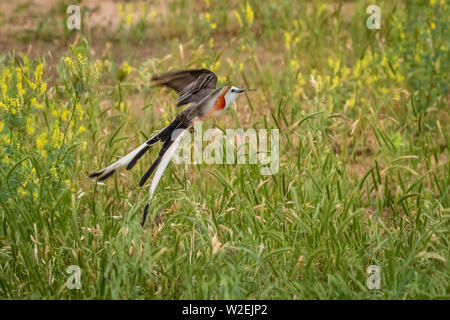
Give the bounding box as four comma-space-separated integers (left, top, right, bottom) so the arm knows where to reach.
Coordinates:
0, 0, 449, 299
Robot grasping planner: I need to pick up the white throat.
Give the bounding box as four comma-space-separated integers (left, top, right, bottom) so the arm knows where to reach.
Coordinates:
224, 86, 240, 110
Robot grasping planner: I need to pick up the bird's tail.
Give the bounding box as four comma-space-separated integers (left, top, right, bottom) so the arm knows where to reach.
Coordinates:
88, 115, 186, 181
88, 141, 152, 181
89, 114, 190, 227
141, 128, 188, 226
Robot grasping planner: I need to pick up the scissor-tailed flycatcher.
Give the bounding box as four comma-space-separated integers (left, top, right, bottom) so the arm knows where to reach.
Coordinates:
89, 69, 252, 226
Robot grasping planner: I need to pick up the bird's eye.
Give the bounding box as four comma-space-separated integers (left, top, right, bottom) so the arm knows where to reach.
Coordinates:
231, 89, 235, 92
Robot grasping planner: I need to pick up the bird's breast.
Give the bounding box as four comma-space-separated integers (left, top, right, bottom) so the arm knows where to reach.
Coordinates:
198, 94, 226, 120
214, 95, 226, 111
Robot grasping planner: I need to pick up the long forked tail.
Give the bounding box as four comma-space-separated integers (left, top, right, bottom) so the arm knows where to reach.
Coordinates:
141, 128, 188, 226
88, 141, 152, 181
89, 113, 190, 227
88, 115, 186, 181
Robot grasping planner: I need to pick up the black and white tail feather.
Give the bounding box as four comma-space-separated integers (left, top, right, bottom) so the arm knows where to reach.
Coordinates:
89, 113, 189, 226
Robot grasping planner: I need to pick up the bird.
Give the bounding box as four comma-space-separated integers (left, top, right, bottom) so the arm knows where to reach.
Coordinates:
89, 68, 253, 226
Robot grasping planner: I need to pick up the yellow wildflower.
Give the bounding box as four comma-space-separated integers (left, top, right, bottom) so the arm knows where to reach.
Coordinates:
65, 57, 75, 71
16, 67, 25, 97
284, 32, 291, 50
36, 132, 48, 150
40, 82, 47, 96
245, 2, 254, 26
78, 125, 86, 133
1, 81, 7, 98
328, 58, 334, 69
2, 154, 9, 164
318, 3, 327, 15
353, 60, 361, 77
76, 103, 84, 120
18, 187, 28, 196
50, 166, 58, 178
235, 11, 243, 28
126, 4, 134, 26
331, 76, 339, 90
333, 60, 340, 74
141, 1, 148, 18
51, 127, 63, 148
396, 74, 405, 83
119, 61, 131, 80
51, 107, 59, 117
61, 108, 68, 121
211, 61, 220, 72
26, 117, 34, 135
119, 3, 125, 20
290, 60, 299, 70
28, 80, 37, 90
34, 63, 43, 84
77, 53, 83, 65
104, 59, 111, 69
297, 74, 305, 86
1, 133, 11, 145
328, 95, 334, 113
95, 60, 103, 76
348, 96, 355, 108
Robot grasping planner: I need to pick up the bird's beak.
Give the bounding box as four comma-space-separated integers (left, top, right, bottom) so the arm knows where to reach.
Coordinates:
238, 89, 255, 93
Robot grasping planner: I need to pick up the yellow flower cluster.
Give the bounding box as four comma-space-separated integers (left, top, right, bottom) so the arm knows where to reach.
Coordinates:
16, 67, 25, 98
245, 2, 254, 26
205, 12, 217, 30
36, 132, 48, 151
234, 2, 254, 28
118, 61, 132, 81
65, 57, 75, 72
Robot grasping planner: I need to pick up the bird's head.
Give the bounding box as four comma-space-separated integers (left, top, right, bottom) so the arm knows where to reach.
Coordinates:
224, 85, 254, 109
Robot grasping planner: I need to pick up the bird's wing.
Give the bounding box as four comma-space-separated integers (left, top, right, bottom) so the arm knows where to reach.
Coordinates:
151, 69, 218, 107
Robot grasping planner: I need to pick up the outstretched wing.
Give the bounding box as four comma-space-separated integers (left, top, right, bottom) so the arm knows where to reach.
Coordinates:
151, 69, 218, 107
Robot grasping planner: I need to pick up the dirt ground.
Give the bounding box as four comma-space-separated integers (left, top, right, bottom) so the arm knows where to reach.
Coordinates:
0, 0, 356, 64
0, 0, 170, 65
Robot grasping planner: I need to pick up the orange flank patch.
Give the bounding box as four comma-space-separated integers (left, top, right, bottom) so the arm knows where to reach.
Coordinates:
200, 92, 226, 120
214, 94, 226, 111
